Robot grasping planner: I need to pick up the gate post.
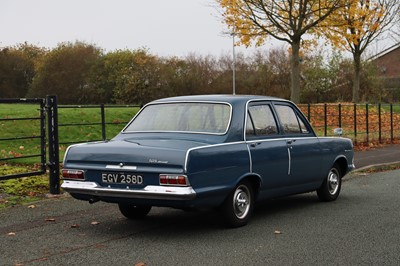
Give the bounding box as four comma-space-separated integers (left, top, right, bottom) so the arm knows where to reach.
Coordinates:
46, 95, 60, 194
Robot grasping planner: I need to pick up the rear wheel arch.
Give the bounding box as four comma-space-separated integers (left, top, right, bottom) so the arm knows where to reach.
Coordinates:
334, 157, 349, 176
242, 174, 261, 199
238, 174, 261, 199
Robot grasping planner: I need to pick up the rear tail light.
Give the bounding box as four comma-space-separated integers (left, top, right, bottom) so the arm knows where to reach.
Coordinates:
62, 169, 85, 180
159, 174, 189, 186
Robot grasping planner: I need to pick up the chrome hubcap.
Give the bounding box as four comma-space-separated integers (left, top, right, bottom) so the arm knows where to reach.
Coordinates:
233, 185, 250, 219
328, 170, 339, 195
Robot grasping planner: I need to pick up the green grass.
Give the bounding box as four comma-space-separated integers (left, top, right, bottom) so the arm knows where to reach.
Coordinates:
381, 104, 400, 113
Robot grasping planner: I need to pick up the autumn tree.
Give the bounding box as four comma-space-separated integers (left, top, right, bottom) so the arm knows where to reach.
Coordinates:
320, 0, 399, 102
217, 0, 343, 103
15, 42, 47, 62
28, 42, 101, 104
157, 57, 194, 97
183, 53, 220, 95
0, 44, 45, 98
92, 48, 162, 105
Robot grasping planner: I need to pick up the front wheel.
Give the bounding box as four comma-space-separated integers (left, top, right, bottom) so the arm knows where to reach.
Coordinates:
221, 180, 254, 228
118, 204, 152, 219
317, 164, 342, 202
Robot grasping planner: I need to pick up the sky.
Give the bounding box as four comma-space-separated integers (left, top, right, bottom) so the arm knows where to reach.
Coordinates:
0, 0, 258, 57
0, 0, 395, 58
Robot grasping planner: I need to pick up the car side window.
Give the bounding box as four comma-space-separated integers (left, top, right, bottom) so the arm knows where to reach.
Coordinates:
275, 105, 309, 134
246, 105, 278, 137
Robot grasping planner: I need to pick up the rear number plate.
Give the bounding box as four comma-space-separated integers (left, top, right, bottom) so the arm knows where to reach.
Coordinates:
101, 173, 143, 185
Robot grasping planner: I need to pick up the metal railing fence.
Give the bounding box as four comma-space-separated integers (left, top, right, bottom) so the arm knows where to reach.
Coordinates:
57, 104, 141, 146
298, 103, 400, 144
0, 98, 46, 180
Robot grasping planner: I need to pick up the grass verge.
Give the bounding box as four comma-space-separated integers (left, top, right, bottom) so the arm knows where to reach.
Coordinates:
353, 162, 400, 174
0, 164, 49, 210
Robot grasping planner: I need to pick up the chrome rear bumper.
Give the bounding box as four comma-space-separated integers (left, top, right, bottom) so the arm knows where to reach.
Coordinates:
61, 180, 196, 200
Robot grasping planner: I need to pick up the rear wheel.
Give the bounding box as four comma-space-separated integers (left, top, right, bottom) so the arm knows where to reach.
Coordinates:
221, 180, 254, 228
317, 164, 342, 202
118, 204, 152, 219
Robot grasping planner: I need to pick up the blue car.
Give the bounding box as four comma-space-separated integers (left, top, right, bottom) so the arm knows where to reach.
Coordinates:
61, 95, 354, 227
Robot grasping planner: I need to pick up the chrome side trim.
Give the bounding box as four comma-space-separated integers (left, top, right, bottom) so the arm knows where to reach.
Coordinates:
246, 137, 319, 144
61, 181, 196, 200
246, 144, 253, 173
318, 137, 353, 141
287, 147, 291, 175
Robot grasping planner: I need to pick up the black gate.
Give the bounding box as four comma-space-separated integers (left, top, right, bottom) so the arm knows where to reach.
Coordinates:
0, 98, 47, 180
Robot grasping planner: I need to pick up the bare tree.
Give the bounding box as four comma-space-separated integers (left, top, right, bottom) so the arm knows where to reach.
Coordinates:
390, 2, 400, 42
320, 0, 399, 102
217, 0, 342, 102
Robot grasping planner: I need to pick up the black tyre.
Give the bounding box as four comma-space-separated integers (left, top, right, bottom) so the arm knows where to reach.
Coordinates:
317, 164, 342, 202
221, 180, 254, 228
118, 204, 152, 219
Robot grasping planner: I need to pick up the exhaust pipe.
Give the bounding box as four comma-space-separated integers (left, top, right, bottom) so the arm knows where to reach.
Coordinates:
89, 197, 99, 204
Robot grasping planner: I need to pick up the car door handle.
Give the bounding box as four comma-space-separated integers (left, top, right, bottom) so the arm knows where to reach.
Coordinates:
250, 142, 261, 147
286, 139, 296, 145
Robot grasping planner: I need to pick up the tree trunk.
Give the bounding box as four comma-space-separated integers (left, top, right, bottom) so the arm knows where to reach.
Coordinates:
352, 52, 361, 103
290, 40, 301, 103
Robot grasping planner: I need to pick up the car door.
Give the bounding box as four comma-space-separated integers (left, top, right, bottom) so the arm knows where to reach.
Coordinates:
245, 102, 290, 192
273, 103, 322, 186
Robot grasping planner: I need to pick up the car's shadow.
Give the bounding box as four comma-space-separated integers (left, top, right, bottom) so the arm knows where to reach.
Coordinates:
83, 192, 338, 238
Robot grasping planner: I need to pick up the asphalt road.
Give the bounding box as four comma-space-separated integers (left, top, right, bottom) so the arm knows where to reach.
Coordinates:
1, 169, 400, 266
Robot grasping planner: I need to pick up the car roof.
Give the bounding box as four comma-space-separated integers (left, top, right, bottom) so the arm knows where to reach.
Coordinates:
150, 94, 289, 105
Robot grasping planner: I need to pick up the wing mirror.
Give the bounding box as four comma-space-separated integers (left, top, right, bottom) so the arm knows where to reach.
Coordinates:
333, 128, 343, 137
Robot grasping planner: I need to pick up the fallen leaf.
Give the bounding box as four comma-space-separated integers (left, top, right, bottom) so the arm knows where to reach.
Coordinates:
135, 263, 146, 266
91, 221, 100, 225
45, 218, 56, 222
71, 224, 80, 228
27, 205, 36, 209
7, 232, 16, 236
